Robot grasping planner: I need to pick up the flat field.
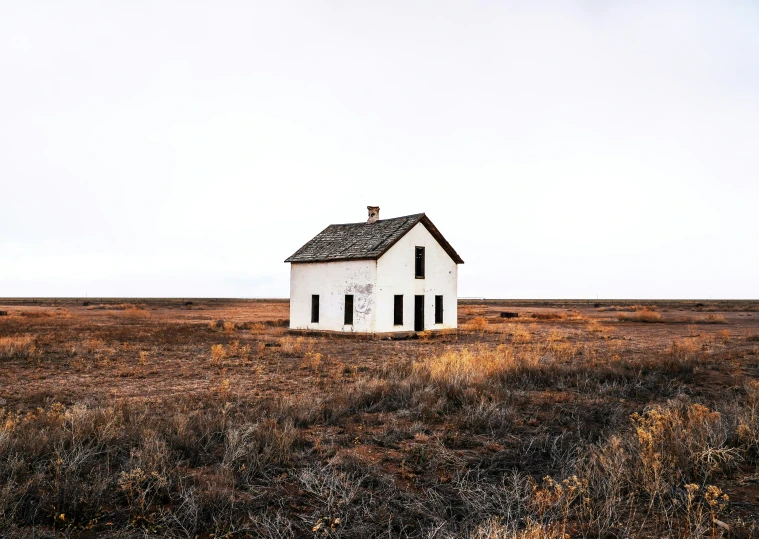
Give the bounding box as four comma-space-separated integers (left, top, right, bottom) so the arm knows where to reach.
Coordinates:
1, 299, 759, 538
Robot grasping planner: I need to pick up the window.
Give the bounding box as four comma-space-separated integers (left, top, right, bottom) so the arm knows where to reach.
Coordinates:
344, 294, 354, 325
393, 295, 403, 326
435, 295, 444, 324
311, 295, 320, 323
415, 247, 425, 278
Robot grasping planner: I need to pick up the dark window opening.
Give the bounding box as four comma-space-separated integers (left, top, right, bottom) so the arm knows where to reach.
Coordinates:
435, 295, 443, 324
311, 295, 319, 323
415, 246, 425, 278
344, 294, 354, 325
393, 295, 403, 326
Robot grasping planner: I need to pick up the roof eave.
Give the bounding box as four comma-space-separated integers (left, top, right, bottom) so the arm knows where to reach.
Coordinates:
284, 256, 379, 264
282, 212, 463, 265
418, 215, 464, 264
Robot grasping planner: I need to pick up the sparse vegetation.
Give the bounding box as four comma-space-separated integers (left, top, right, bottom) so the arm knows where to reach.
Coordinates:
0, 298, 757, 537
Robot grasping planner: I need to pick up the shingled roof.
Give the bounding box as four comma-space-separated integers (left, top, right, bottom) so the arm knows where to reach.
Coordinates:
284, 213, 464, 264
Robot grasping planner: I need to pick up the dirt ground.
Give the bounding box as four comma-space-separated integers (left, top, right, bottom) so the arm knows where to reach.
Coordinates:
2, 298, 759, 537
1, 298, 756, 406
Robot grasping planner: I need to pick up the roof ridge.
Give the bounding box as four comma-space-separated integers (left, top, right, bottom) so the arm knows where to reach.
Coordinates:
327, 212, 425, 228
284, 212, 462, 264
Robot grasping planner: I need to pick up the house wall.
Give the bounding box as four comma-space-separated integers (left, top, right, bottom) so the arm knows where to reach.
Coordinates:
375, 222, 458, 332
289, 260, 377, 332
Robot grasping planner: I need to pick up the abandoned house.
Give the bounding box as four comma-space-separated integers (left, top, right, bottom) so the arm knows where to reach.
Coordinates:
284, 207, 464, 334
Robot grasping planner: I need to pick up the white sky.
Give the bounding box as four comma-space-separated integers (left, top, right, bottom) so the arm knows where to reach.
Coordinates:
1, 1, 757, 299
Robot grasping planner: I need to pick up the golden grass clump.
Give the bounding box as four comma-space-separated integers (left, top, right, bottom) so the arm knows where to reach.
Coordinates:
138, 351, 149, 366
463, 317, 489, 332
415, 345, 538, 387
280, 335, 306, 355
586, 319, 608, 334
512, 324, 532, 344
303, 351, 322, 372
0, 335, 37, 360
250, 322, 267, 333
119, 304, 150, 318
417, 347, 506, 386
210, 344, 226, 366
209, 340, 254, 367
618, 309, 662, 323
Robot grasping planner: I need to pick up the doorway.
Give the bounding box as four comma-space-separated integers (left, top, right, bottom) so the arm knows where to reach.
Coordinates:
414, 295, 424, 331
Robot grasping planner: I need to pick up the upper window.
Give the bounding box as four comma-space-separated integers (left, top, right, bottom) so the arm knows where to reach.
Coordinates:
415, 246, 425, 279
344, 294, 354, 325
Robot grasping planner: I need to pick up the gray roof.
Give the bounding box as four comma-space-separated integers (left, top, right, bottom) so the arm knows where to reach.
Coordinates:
285, 213, 464, 264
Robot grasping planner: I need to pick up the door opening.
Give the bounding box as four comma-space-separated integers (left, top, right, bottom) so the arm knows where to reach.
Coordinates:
414, 295, 424, 332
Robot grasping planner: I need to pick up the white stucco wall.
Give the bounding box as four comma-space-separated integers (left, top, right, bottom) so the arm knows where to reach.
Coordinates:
289, 260, 377, 332
375, 222, 458, 332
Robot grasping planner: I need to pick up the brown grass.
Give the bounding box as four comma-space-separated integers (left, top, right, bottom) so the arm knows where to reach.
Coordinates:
0, 298, 758, 537
18, 308, 71, 318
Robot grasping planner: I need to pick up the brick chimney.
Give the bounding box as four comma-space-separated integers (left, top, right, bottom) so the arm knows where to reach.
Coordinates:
367, 206, 380, 224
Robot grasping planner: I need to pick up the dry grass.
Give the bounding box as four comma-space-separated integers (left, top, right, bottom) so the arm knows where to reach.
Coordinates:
18, 308, 71, 318
0, 298, 758, 537
463, 316, 489, 332
532, 312, 566, 321
280, 335, 307, 355
0, 334, 37, 360
618, 308, 663, 323
119, 304, 151, 318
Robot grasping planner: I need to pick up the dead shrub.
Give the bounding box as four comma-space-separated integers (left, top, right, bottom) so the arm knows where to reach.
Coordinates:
223, 419, 296, 483
631, 402, 734, 493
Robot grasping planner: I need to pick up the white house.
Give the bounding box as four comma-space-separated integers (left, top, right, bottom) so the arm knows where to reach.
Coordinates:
285, 207, 464, 334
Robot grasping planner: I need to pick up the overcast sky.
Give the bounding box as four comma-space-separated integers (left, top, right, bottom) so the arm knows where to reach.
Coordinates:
1, 1, 757, 299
